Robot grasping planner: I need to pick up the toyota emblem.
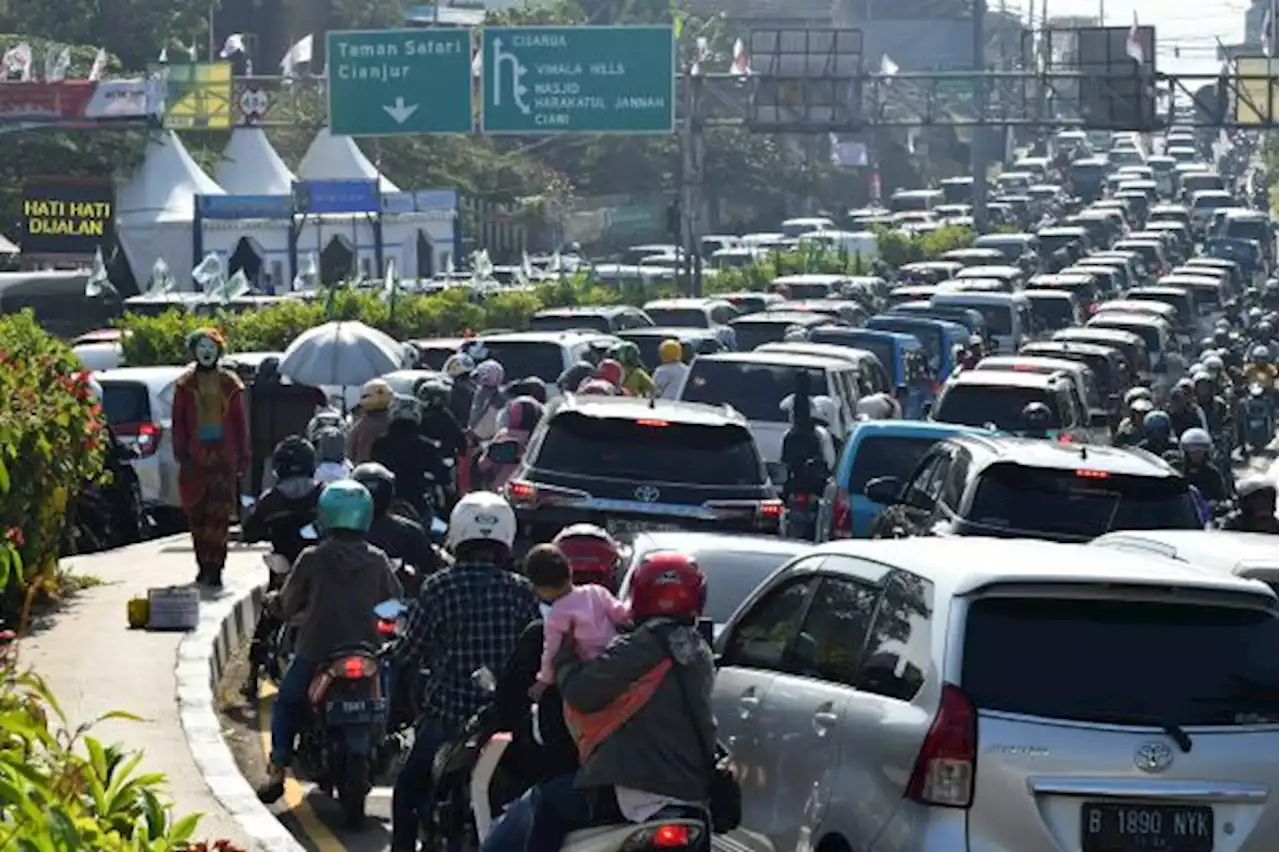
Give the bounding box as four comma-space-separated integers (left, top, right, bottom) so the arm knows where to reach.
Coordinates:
1133, 742, 1174, 774
634, 485, 661, 503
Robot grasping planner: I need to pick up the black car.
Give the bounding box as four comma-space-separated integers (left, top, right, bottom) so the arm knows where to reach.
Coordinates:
866, 434, 1200, 542
505, 395, 782, 542
528, 305, 653, 333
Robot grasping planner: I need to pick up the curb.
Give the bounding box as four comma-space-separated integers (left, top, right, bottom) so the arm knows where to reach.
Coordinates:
176, 573, 308, 852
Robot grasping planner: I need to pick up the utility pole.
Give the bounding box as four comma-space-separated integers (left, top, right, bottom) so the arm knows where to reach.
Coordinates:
971, 0, 989, 234
679, 75, 705, 297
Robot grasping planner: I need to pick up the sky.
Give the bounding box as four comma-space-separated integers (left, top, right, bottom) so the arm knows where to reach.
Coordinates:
1001, 0, 1255, 74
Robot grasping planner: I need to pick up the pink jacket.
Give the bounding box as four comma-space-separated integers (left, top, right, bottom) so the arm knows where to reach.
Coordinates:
538, 584, 631, 684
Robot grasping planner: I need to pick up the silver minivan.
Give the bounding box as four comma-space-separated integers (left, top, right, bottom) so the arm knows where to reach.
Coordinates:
713, 536, 1277, 852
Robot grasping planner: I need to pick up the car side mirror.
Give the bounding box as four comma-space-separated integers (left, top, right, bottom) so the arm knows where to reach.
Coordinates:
1089, 411, 1111, 429
863, 475, 903, 506
920, 401, 933, 417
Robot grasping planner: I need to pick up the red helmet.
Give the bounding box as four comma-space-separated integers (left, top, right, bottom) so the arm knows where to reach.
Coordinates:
577, 378, 619, 396
552, 524, 623, 592
627, 551, 706, 621
596, 359, 625, 387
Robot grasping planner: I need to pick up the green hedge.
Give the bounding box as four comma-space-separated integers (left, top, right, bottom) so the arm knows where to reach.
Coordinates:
0, 313, 107, 621
116, 230, 973, 367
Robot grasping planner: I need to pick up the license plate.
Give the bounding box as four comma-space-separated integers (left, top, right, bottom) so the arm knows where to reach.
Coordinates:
1081, 802, 1213, 852
325, 698, 385, 724
605, 518, 680, 537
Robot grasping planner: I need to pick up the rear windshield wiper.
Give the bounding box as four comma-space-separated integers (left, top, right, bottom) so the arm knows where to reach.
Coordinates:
1078, 711, 1193, 753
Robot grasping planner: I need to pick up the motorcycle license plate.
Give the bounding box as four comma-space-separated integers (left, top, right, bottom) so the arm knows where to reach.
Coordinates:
325, 698, 386, 725
1080, 802, 1213, 852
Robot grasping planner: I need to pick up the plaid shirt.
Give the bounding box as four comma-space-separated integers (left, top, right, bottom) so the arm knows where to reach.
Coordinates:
395, 561, 540, 730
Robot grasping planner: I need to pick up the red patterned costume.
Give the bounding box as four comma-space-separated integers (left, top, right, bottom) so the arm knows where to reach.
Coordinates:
171, 328, 249, 587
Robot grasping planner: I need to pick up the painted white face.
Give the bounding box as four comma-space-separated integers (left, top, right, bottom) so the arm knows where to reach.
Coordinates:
193, 337, 220, 368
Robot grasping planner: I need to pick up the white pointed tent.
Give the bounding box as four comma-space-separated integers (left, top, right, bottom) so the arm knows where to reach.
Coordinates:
116, 131, 225, 290
214, 127, 297, 195
299, 127, 400, 192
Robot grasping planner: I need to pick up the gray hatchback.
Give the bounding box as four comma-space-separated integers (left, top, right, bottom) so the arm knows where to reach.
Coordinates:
712, 537, 1277, 852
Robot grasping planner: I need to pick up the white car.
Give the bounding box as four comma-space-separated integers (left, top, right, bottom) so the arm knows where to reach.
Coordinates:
94, 366, 187, 515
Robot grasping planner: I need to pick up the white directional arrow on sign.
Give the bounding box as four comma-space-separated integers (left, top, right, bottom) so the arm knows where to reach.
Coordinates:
382, 96, 419, 124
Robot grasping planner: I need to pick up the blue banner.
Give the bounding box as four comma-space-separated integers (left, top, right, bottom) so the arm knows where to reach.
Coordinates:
381, 188, 458, 215
292, 179, 380, 215
196, 194, 293, 220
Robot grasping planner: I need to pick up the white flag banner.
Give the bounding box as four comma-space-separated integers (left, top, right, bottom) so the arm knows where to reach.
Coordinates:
85, 247, 118, 298
87, 47, 107, 81
730, 38, 750, 76
3, 42, 33, 80
219, 34, 246, 58
145, 257, 176, 296
280, 34, 313, 78
46, 46, 71, 81
1125, 13, 1144, 64
880, 54, 899, 77
192, 252, 226, 298
223, 268, 251, 301
186, 42, 198, 62
158, 46, 168, 64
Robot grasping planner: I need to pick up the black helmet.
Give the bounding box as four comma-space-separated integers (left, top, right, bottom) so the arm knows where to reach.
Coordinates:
1021, 401, 1052, 431
272, 435, 317, 480
558, 360, 594, 393
352, 462, 396, 513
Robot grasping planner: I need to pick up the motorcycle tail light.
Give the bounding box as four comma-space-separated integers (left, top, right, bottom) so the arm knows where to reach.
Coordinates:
651, 825, 691, 848
337, 656, 377, 679
376, 620, 397, 637
792, 492, 810, 506
831, 486, 854, 539
118, 421, 163, 457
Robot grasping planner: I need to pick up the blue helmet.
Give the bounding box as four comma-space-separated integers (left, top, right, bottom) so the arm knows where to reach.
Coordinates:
1143, 410, 1172, 440
316, 479, 373, 533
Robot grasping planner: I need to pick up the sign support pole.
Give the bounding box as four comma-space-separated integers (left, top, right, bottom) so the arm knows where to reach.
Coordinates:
971, 0, 990, 235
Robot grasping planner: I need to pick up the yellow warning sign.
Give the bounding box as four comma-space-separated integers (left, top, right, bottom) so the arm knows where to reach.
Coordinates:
1233, 56, 1278, 126
150, 61, 233, 130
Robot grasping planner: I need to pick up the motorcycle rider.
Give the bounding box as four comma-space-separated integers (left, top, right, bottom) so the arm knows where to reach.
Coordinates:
373, 395, 450, 521
1138, 410, 1176, 456
1220, 475, 1279, 533
469, 360, 509, 443
552, 525, 624, 593
389, 491, 540, 852
239, 436, 325, 697
526, 551, 716, 852
779, 377, 836, 504
505, 376, 549, 405
257, 479, 402, 804
611, 342, 656, 397
480, 395, 546, 492
1244, 344, 1278, 390
444, 353, 478, 429
351, 462, 441, 596
652, 339, 689, 400
1018, 401, 1054, 440
1166, 379, 1208, 438
1178, 428, 1230, 504
1114, 398, 1154, 447
417, 377, 467, 470
557, 360, 595, 395
1190, 370, 1233, 473
312, 425, 352, 484
594, 359, 628, 395
348, 378, 394, 465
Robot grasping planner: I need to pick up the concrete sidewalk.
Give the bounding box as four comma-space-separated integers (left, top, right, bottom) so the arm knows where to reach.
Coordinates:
18, 535, 263, 847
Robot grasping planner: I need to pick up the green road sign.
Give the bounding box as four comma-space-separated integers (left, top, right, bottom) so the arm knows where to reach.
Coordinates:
481, 26, 674, 134
326, 28, 472, 136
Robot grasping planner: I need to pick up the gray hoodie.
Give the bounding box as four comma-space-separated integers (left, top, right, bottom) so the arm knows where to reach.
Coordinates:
556, 619, 715, 804
278, 537, 403, 661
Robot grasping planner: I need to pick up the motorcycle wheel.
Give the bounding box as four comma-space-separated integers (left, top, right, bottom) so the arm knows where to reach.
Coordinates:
337, 753, 370, 828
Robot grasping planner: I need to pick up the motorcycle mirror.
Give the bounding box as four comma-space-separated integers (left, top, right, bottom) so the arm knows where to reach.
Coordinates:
299, 523, 319, 540
373, 599, 407, 620
429, 517, 448, 544
696, 617, 714, 646
240, 494, 256, 508
472, 666, 497, 693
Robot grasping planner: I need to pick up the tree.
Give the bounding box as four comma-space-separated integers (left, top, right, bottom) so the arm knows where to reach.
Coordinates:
0, 0, 211, 69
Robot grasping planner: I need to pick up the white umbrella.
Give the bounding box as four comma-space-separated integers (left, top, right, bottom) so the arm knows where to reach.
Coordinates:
279, 320, 404, 388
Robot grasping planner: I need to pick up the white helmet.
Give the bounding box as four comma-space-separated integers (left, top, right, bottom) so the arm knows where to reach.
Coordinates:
443, 353, 475, 379
809, 395, 836, 425
446, 491, 517, 551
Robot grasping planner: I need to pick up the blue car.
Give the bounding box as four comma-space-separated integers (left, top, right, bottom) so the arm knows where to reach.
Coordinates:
808, 326, 937, 418
817, 419, 992, 539
866, 314, 971, 382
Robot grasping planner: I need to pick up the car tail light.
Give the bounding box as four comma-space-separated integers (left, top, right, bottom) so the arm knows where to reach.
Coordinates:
118, 422, 163, 457
831, 486, 853, 539
506, 480, 537, 504
635, 419, 670, 427
337, 656, 377, 679
1057, 432, 1073, 444
505, 480, 588, 509
757, 499, 784, 522
906, 684, 976, 808
1076, 468, 1109, 479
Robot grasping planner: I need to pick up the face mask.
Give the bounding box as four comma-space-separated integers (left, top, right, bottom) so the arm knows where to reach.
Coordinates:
193, 338, 220, 368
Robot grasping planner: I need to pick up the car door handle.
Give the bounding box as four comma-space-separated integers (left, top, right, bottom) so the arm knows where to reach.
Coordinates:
739, 690, 761, 710
813, 710, 839, 730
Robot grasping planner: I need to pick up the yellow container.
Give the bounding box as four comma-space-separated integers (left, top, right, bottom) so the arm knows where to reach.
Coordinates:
126, 597, 150, 629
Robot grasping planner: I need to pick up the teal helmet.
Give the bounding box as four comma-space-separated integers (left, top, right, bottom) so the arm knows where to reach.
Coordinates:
610, 341, 641, 368
316, 479, 374, 533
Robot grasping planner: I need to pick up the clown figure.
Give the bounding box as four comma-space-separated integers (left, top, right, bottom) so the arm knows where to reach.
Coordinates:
172, 328, 249, 587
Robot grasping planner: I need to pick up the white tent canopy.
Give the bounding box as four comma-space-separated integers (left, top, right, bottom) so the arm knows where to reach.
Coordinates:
215, 127, 297, 195
116, 131, 226, 290
299, 127, 399, 193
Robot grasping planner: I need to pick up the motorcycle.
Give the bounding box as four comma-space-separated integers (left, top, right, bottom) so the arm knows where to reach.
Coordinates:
783, 490, 820, 541
424, 667, 709, 852
1244, 382, 1276, 455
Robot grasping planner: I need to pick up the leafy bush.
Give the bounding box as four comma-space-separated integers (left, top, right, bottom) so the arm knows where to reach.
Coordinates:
115, 230, 969, 367
0, 312, 106, 621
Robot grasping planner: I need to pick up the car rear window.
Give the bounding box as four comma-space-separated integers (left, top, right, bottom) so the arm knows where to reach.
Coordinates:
962, 596, 1277, 725
870, 322, 944, 371
1092, 319, 1161, 354
728, 320, 803, 352
966, 465, 1200, 539
933, 384, 1059, 431
682, 360, 829, 422
626, 549, 792, 625
535, 413, 764, 486
787, 282, 835, 300
478, 342, 565, 382
1029, 297, 1075, 331
529, 314, 610, 333
645, 308, 709, 328
1186, 285, 1222, 311
811, 333, 894, 378
98, 381, 151, 425
848, 436, 943, 493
